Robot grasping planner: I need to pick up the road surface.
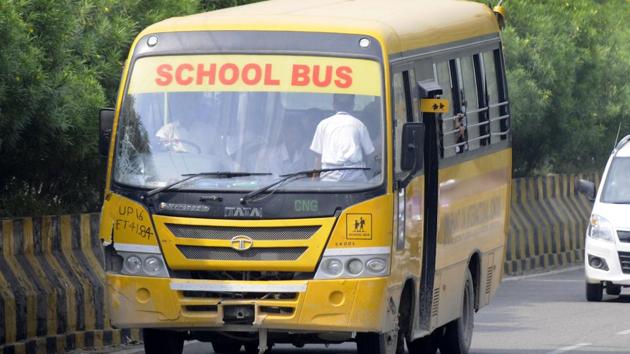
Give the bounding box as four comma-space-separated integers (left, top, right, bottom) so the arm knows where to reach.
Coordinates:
101, 267, 630, 354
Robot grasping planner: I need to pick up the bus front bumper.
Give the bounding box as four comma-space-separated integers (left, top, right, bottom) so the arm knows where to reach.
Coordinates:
107, 274, 389, 332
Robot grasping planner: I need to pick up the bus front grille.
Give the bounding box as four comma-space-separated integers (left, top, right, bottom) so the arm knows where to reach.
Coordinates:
619, 251, 630, 274
170, 270, 315, 281
177, 245, 307, 261
167, 224, 320, 241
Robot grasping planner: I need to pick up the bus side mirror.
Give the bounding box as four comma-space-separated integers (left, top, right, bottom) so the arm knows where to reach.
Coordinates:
576, 178, 596, 202
401, 122, 425, 173
99, 108, 115, 157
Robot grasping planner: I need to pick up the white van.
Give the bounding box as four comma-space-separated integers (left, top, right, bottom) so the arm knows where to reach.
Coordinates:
577, 135, 630, 301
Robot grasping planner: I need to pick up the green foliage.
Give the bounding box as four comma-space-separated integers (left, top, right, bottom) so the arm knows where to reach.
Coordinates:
0, 0, 260, 217
2, 0, 628, 216
501, 0, 630, 176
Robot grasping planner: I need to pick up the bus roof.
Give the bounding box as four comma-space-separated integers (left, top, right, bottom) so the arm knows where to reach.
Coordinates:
142, 0, 500, 56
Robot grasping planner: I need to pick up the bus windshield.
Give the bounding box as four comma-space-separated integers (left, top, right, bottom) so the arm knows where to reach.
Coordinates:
601, 157, 630, 204
113, 54, 384, 192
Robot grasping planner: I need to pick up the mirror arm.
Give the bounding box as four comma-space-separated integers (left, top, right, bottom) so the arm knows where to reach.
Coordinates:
398, 144, 419, 189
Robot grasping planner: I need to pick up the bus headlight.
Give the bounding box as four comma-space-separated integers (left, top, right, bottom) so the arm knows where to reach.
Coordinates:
104, 243, 170, 278
124, 255, 143, 274
347, 259, 364, 275
587, 215, 615, 242
314, 248, 390, 279
144, 256, 165, 275
366, 258, 387, 274
322, 258, 344, 276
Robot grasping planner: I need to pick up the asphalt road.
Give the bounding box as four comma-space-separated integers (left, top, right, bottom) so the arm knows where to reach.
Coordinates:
101, 267, 630, 354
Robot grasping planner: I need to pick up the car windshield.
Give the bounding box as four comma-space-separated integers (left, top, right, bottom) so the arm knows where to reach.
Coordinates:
601, 157, 630, 203
113, 54, 384, 192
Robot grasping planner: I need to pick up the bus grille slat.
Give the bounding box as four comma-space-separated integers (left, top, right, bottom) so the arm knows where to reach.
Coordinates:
167, 224, 320, 241
177, 245, 307, 261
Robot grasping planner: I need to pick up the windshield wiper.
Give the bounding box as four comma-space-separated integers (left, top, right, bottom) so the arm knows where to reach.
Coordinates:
240, 167, 369, 204
143, 171, 272, 199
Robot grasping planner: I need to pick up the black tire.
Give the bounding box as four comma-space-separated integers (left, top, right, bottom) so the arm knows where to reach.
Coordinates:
586, 282, 603, 301
407, 332, 439, 354
143, 329, 184, 354
606, 284, 622, 296
439, 269, 475, 354
212, 339, 243, 354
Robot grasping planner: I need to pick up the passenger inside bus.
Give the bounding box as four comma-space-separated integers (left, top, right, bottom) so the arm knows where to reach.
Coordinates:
155, 92, 218, 155
310, 94, 375, 182
257, 119, 312, 175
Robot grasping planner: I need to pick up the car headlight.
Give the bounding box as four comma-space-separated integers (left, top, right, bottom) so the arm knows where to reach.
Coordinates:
104, 243, 169, 277
314, 247, 390, 279
587, 215, 615, 242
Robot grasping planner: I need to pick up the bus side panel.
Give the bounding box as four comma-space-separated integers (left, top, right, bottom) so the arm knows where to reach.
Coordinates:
433, 148, 511, 328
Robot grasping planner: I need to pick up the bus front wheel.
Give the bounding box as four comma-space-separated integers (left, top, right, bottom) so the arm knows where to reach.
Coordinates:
142, 329, 184, 354
439, 269, 474, 354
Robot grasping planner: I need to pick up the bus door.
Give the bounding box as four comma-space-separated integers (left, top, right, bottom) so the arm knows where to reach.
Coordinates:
393, 68, 441, 334
416, 80, 444, 333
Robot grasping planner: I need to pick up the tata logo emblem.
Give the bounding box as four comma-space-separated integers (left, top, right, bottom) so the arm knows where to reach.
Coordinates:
224, 206, 263, 218
230, 235, 254, 251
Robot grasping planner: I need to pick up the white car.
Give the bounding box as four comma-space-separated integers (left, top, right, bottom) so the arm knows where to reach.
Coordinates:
578, 135, 630, 301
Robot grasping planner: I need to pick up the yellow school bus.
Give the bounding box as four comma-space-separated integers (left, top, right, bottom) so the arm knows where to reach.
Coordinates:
98, 1, 511, 353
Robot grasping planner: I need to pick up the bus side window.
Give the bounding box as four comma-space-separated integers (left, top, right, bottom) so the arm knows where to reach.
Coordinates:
434, 61, 457, 158
459, 56, 482, 151
482, 50, 510, 144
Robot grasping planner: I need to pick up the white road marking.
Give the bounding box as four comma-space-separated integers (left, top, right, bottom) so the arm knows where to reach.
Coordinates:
617, 328, 630, 335
547, 343, 591, 354
520, 279, 582, 283
503, 265, 583, 282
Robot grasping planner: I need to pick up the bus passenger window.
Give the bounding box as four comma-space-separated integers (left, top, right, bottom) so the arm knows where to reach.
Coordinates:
460, 56, 482, 151
483, 50, 507, 144
434, 61, 457, 158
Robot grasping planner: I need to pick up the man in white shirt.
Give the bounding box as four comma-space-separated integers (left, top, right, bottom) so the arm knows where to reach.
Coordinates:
310, 94, 375, 182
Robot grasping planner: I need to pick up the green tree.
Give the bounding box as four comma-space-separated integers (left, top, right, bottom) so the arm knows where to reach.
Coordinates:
501, 0, 630, 176
0, 0, 260, 217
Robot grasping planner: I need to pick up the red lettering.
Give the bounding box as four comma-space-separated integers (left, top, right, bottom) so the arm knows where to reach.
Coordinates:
242, 64, 262, 85
155, 64, 173, 86
175, 64, 194, 85
313, 65, 333, 87
292, 65, 310, 86
263, 64, 280, 86
196, 63, 216, 85
219, 63, 239, 85
335, 66, 353, 88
